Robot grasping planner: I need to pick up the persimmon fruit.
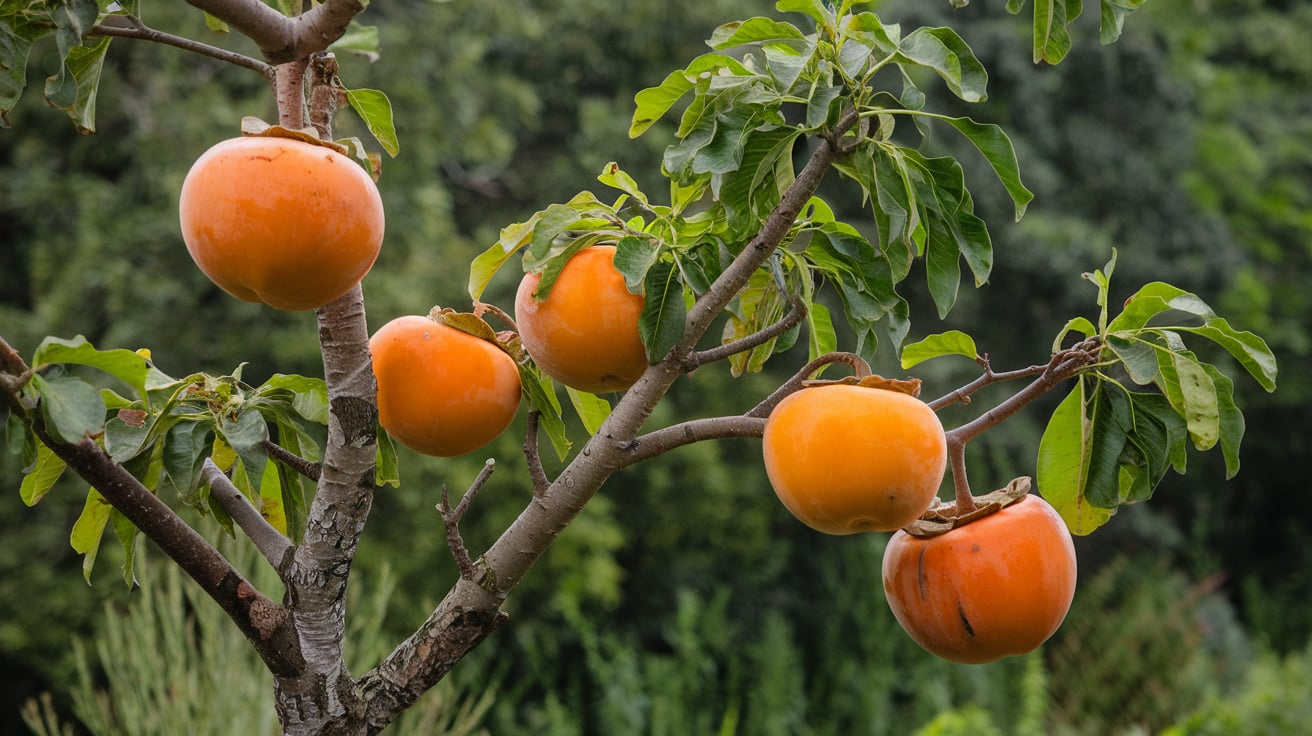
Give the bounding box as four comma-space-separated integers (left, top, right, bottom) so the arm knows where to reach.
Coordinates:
881, 493, 1077, 664
514, 245, 647, 393
762, 383, 947, 535
369, 315, 521, 458
179, 135, 385, 311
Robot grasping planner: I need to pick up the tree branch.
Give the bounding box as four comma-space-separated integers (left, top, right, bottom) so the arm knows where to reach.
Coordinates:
202, 459, 294, 572
621, 415, 768, 466
439, 459, 496, 582
926, 356, 1048, 411
262, 438, 321, 481
91, 15, 274, 79
522, 411, 551, 496
684, 294, 807, 370
184, 0, 366, 65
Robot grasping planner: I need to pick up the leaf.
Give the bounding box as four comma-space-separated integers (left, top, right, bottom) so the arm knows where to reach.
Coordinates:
32, 335, 153, 404
70, 487, 113, 583
258, 374, 330, 424
1037, 381, 1112, 534
630, 53, 744, 138
218, 409, 269, 495
0, 17, 40, 127
1202, 363, 1244, 479
1035, 0, 1085, 65
708, 17, 806, 50
343, 87, 399, 158
565, 387, 612, 436
111, 510, 139, 588
1104, 334, 1158, 385
1083, 382, 1133, 508
31, 374, 106, 444
20, 441, 66, 507
375, 427, 400, 488
900, 330, 979, 369
1157, 350, 1219, 451
896, 26, 989, 103
597, 162, 650, 207
1052, 316, 1097, 352
928, 114, 1033, 220
328, 20, 380, 62
774, 0, 832, 27
806, 300, 837, 362
160, 419, 213, 499
639, 260, 686, 364
520, 365, 571, 460
613, 235, 661, 293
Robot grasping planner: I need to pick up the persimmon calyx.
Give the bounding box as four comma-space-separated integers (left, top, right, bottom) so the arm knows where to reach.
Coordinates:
239, 116, 350, 155
428, 306, 527, 364
802, 373, 921, 397
903, 476, 1032, 538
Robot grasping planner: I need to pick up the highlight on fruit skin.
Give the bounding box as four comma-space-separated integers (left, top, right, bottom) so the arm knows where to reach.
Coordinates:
881, 491, 1078, 664
514, 244, 647, 394
761, 381, 947, 535
369, 314, 521, 458
178, 134, 385, 311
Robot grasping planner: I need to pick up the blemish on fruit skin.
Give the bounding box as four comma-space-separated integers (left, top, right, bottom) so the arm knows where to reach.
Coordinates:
957, 601, 976, 638
917, 546, 929, 600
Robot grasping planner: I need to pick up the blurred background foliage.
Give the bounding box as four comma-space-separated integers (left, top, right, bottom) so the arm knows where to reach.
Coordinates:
2, 0, 1309, 732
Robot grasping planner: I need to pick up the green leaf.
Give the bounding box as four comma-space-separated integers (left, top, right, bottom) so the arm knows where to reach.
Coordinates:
33, 335, 153, 404
565, 387, 612, 436
160, 419, 213, 499
375, 427, 400, 488
70, 487, 113, 583
806, 299, 837, 362
774, 0, 832, 27
1033, 0, 1080, 65
613, 235, 661, 293
31, 373, 106, 444
521, 365, 571, 460
597, 162, 650, 206
708, 17, 806, 50
1104, 334, 1158, 385
0, 16, 41, 127
258, 374, 330, 424
328, 20, 380, 62
1037, 380, 1112, 535
630, 53, 743, 138
1202, 363, 1244, 479
1084, 382, 1133, 508
218, 409, 269, 495
896, 26, 988, 103
343, 87, 399, 158
1100, 0, 1145, 45
1157, 350, 1219, 451
639, 260, 686, 364
900, 330, 979, 369
924, 114, 1033, 220
111, 509, 139, 588
1052, 316, 1097, 352
20, 441, 66, 507
1180, 318, 1277, 393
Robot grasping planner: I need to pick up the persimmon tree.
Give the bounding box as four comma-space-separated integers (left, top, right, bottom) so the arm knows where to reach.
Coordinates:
0, 0, 1278, 733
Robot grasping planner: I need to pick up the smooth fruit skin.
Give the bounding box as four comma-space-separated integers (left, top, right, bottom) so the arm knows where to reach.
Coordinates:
514, 245, 648, 393
762, 384, 947, 535
881, 494, 1078, 664
369, 316, 521, 458
179, 136, 385, 311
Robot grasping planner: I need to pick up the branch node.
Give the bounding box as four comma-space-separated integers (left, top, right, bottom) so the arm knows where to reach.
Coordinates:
439, 460, 496, 582
522, 411, 551, 497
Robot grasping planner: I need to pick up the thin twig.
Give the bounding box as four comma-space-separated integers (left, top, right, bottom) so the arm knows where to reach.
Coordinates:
927, 358, 1049, 411
91, 16, 274, 80
262, 438, 321, 481
439, 459, 496, 582
746, 351, 873, 418
202, 459, 294, 571
685, 295, 808, 370
522, 411, 550, 496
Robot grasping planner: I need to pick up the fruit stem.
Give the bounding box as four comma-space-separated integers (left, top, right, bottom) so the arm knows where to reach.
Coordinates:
746, 351, 873, 418
947, 435, 977, 514
474, 300, 519, 333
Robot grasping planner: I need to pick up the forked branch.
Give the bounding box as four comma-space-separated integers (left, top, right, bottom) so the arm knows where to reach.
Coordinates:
202, 459, 294, 571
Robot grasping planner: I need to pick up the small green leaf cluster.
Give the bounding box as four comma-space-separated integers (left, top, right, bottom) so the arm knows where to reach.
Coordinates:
5, 336, 394, 584
1005, 0, 1148, 65
1036, 252, 1277, 534
1, 0, 116, 131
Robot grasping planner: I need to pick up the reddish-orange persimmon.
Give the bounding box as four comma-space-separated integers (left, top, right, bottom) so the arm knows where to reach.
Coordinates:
882, 494, 1077, 664
369, 315, 521, 458
179, 135, 385, 311
514, 245, 647, 393
762, 383, 947, 535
